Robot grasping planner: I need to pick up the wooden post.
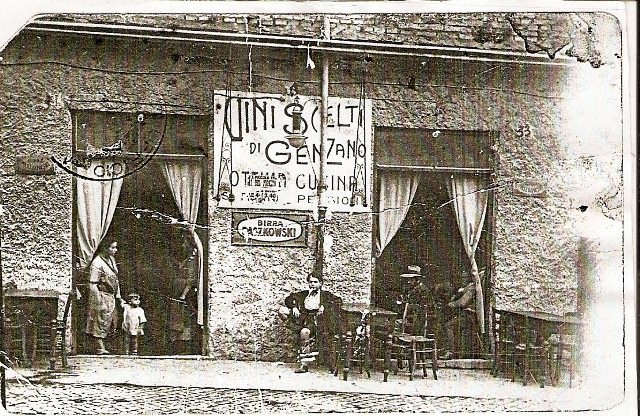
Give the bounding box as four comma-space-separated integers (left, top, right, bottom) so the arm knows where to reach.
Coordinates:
333, 334, 342, 376
523, 316, 529, 386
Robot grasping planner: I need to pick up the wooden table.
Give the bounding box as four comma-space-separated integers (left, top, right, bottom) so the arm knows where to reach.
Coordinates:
495, 309, 582, 387
508, 310, 581, 324
338, 303, 398, 377
4, 290, 60, 367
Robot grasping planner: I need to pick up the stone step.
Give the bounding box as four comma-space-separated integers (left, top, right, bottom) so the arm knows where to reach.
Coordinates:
439, 359, 491, 369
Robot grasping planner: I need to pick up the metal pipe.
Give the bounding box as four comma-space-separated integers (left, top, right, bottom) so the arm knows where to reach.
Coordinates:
376, 164, 492, 173
24, 24, 576, 67
314, 16, 330, 279
29, 19, 558, 60
0, 194, 6, 409
74, 151, 206, 160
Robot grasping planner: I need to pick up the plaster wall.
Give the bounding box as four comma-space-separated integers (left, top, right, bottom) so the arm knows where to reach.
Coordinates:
0, 22, 622, 359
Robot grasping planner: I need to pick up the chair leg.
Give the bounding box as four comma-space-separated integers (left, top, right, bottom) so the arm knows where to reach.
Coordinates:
383, 336, 391, 382
365, 344, 371, 378
409, 341, 416, 381
549, 347, 559, 386
342, 333, 351, 381
569, 344, 576, 387
494, 342, 502, 377
422, 351, 428, 378
21, 324, 28, 366
31, 325, 39, 366
523, 345, 529, 386
332, 334, 340, 377
432, 349, 438, 380
539, 350, 546, 388
364, 356, 371, 378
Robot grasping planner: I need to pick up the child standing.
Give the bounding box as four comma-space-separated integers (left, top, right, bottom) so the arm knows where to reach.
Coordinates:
122, 292, 146, 355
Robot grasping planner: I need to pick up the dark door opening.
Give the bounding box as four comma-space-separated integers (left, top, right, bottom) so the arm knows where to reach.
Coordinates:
373, 172, 490, 359
73, 161, 207, 356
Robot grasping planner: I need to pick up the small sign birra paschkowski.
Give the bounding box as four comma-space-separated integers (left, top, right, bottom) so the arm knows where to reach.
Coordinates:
15, 155, 55, 175
232, 211, 308, 247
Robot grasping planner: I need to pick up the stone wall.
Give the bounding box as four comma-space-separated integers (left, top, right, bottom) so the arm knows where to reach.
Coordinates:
0, 32, 374, 360
0, 13, 622, 359
0, 41, 74, 296
331, 56, 588, 315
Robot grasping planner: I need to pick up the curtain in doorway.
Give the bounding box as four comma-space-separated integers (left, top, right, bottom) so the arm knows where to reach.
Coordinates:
76, 159, 126, 268
161, 160, 205, 326
446, 174, 488, 333
375, 170, 420, 257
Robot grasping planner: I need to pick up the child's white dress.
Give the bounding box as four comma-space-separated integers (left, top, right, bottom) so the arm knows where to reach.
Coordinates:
122, 305, 147, 335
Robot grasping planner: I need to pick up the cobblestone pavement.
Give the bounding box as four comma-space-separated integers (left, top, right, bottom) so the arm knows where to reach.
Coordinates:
6, 382, 591, 414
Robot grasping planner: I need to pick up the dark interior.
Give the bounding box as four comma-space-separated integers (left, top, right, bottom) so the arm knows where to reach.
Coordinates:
373, 172, 489, 358
74, 161, 206, 355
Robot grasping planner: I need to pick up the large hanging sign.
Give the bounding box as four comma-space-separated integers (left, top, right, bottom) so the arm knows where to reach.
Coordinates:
212, 90, 372, 212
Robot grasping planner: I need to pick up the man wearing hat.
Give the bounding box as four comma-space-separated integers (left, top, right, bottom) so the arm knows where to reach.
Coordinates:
401, 265, 423, 278
400, 265, 433, 305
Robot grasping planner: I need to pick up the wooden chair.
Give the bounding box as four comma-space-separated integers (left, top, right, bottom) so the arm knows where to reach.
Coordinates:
548, 314, 582, 387
368, 308, 398, 379
4, 301, 60, 368
511, 314, 547, 387
387, 303, 438, 381
286, 296, 343, 371
492, 310, 516, 379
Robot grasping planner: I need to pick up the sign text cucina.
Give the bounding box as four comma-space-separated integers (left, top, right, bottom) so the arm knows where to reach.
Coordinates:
213, 91, 372, 212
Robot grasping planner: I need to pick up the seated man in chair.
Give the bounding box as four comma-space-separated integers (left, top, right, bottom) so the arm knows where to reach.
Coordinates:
278, 272, 342, 373
439, 270, 483, 360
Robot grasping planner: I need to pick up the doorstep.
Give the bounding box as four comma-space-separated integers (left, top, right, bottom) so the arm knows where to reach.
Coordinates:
72, 354, 208, 360
439, 359, 491, 369
71, 355, 491, 369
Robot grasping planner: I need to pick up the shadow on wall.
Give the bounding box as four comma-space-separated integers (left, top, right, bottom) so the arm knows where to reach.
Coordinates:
574, 210, 624, 404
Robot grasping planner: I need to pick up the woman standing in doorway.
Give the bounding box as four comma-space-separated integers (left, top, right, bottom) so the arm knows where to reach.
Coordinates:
85, 240, 125, 355
169, 233, 198, 354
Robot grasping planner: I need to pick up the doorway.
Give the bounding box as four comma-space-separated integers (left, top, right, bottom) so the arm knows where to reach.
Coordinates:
373, 172, 491, 359
73, 161, 207, 355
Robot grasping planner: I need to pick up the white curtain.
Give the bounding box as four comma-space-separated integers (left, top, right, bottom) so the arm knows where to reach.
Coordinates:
375, 170, 420, 257
446, 174, 489, 333
161, 160, 205, 326
76, 159, 125, 268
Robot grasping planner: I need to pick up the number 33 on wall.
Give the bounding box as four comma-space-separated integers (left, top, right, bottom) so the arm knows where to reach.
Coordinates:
515, 123, 532, 138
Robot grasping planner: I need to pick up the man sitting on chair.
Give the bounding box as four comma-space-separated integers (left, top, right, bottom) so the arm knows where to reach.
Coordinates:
439, 271, 482, 360
278, 272, 341, 373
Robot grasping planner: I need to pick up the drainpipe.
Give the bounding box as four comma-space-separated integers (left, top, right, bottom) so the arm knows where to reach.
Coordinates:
314, 16, 330, 279
0, 200, 5, 409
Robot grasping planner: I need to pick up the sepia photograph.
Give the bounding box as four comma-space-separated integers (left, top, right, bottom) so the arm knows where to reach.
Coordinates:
0, 1, 635, 414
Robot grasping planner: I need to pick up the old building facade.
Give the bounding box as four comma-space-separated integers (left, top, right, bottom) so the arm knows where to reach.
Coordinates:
0, 13, 622, 360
